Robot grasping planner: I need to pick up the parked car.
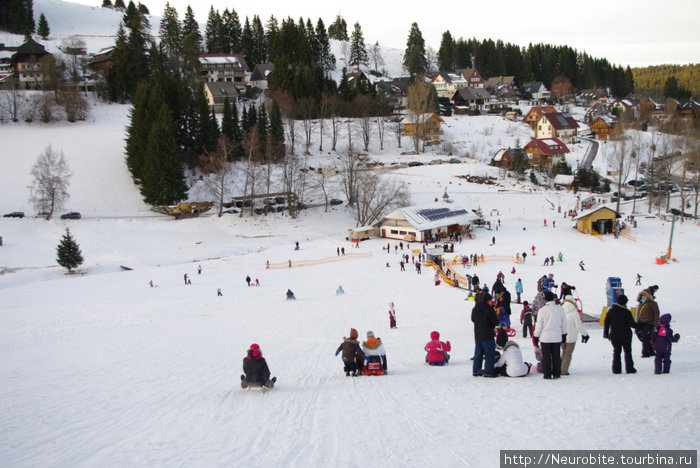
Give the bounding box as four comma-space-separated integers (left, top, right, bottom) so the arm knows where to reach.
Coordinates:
449, 158, 462, 164
329, 198, 343, 206
3, 211, 24, 218
60, 212, 82, 220
429, 159, 444, 165
408, 161, 423, 167
626, 179, 646, 187
600, 177, 612, 184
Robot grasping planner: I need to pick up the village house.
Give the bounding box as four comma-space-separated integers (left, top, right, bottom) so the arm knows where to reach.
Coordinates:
455, 68, 484, 88
345, 70, 372, 94
452, 87, 491, 114
610, 97, 639, 117
550, 77, 574, 103
87, 46, 114, 74
522, 81, 550, 102
248, 63, 273, 91
534, 112, 578, 143
589, 115, 619, 140
401, 112, 444, 145
677, 100, 699, 120
3, 37, 54, 89
203, 82, 239, 113
484, 75, 517, 99
431, 72, 468, 99
199, 54, 249, 91
523, 105, 558, 129
375, 202, 479, 242
574, 207, 620, 235
491, 148, 517, 170
524, 137, 570, 168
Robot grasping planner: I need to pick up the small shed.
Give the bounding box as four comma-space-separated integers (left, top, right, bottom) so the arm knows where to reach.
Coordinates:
573, 207, 620, 235
348, 226, 376, 241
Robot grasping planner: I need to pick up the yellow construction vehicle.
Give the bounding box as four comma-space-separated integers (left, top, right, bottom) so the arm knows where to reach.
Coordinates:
153, 202, 214, 219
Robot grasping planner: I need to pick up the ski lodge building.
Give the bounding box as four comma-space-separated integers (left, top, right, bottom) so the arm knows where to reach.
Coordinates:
374, 202, 479, 242
574, 207, 620, 235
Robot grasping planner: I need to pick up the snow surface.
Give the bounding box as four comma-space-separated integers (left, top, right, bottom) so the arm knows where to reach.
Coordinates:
1, 2, 699, 466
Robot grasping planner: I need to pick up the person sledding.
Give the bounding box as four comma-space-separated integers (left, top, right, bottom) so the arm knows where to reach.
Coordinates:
361, 330, 388, 375
424, 331, 451, 366
335, 328, 365, 376
286, 289, 296, 300
241, 343, 276, 389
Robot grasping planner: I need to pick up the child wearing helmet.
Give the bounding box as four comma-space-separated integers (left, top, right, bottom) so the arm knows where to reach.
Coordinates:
241, 343, 276, 389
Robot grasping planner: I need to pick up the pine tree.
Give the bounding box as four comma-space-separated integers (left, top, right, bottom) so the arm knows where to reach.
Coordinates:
349, 22, 368, 71
327, 15, 348, 41
252, 15, 267, 64
221, 97, 234, 143
37, 12, 50, 39
257, 104, 268, 157
102, 0, 113, 7
114, 0, 126, 9
241, 17, 253, 64
316, 18, 335, 74
404, 22, 427, 79
221, 8, 241, 53
158, 2, 181, 58
438, 30, 455, 72
141, 103, 188, 205
125, 80, 154, 180
182, 5, 200, 43
204, 6, 222, 53
106, 23, 129, 102
56, 228, 84, 273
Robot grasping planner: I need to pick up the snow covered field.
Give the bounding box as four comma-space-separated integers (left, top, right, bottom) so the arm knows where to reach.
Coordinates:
2, 98, 700, 467
1, 1, 699, 465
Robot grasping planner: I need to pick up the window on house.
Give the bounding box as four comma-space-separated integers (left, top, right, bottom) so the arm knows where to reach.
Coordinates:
390, 230, 399, 235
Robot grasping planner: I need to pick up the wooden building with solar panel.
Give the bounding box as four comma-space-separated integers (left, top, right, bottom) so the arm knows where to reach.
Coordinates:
375, 202, 479, 242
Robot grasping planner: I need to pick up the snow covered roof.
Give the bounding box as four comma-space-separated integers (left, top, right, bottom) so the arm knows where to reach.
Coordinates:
400, 113, 444, 125
553, 174, 575, 186
381, 202, 479, 231
525, 138, 569, 154
573, 206, 620, 221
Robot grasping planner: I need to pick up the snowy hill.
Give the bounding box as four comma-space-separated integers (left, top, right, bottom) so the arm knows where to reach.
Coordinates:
1, 2, 700, 466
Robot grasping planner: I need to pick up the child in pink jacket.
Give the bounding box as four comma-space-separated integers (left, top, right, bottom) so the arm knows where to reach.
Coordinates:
424, 331, 451, 366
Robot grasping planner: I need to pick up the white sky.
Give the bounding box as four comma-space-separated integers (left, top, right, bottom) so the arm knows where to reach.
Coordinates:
67, 0, 700, 67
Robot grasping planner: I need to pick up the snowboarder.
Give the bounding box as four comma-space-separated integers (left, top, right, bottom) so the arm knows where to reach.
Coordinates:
635, 273, 642, 286
241, 343, 276, 389
286, 289, 296, 300
651, 313, 680, 374
389, 302, 397, 328
335, 328, 364, 376
424, 331, 451, 366
362, 331, 388, 374
578, 260, 585, 271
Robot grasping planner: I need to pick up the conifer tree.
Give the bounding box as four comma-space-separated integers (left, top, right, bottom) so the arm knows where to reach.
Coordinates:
327, 15, 348, 41
204, 6, 221, 53
221, 8, 241, 53
102, 0, 113, 7
404, 22, 427, 80
349, 22, 368, 71
257, 104, 268, 156
269, 100, 285, 160
182, 5, 200, 43
37, 13, 50, 39
315, 18, 335, 74
438, 30, 455, 72
125, 81, 154, 180
158, 2, 181, 58
252, 15, 266, 64
114, 0, 126, 9
241, 17, 253, 63
56, 228, 84, 273
141, 104, 188, 205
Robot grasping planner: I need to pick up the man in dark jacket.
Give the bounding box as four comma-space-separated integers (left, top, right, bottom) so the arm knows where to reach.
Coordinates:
603, 295, 637, 374
471, 293, 499, 377
242, 343, 276, 388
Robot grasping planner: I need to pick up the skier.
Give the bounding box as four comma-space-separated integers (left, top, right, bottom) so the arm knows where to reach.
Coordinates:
362, 331, 388, 374
635, 273, 642, 286
335, 328, 364, 376
388, 302, 397, 328
492, 236, 495, 245
424, 331, 451, 366
578, 260, 585, 271
241, 343, 276, 389
557, 252, 563, 262
183, 273, 188, 285
149, 280, 154, 288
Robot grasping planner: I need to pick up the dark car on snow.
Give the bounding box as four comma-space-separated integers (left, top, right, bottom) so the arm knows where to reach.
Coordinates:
3, 211, 24, 218
60, 212, 82, 220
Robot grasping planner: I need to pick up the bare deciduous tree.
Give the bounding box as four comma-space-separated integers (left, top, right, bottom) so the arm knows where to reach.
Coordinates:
28, 145, 72, 219
284, 116, 297, 155
34, 93, 56, 123
607, 129, 633, 215
241, 126, 262, 217
369, 41, 384, 73
0, 79, 23, 122
56, 87, 89, 122
200, 135, 236, 217
353, 171, 409, 226
340, 148, 362, 207
406, 79, 435, 153
391, 116, 402, 148
355, 95, 372, 152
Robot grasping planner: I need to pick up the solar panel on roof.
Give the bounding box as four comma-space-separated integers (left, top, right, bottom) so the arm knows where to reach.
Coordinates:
417, 208, 467, 222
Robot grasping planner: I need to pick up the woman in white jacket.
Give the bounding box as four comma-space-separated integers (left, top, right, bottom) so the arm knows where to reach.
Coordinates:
561, 295, 589, 375
494, 341, 531, 377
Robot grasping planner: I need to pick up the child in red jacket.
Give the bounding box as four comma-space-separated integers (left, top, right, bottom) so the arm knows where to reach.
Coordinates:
424, 331, 451, 366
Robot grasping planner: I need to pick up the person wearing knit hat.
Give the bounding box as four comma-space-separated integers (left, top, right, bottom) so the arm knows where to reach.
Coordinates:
241, 343, 277, 389
335, 328, 364, 376
603, 294, 637, 374
636, 286, 661, 358
362, 331, 388, 374
424, 330, 451, 366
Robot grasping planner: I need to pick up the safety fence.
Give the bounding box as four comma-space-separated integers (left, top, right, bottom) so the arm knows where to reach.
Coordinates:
266, 251, 373, 269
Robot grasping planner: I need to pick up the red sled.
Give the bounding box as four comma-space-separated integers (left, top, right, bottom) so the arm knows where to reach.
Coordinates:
494, 328, 517, 338
362, 360, 385, 376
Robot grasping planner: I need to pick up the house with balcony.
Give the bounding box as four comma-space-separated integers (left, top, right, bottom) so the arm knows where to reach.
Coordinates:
455, 68, 484, 88
524, 137, 570, 168
199, 54, 249, 91
534, 112, 578, 143
431, 72, 468, 99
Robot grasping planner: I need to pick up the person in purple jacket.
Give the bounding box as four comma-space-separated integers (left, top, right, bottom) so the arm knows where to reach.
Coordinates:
651, 313, 680, 374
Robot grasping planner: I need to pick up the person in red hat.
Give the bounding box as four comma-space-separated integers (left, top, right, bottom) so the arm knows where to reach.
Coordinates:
335, 328, 364, 376
241, 343, 276, 389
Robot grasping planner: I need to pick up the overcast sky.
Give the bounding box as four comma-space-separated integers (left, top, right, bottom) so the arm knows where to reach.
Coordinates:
73, 0, 699, 68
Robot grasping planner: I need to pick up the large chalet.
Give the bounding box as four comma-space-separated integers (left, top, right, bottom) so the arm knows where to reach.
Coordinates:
0, 37, 54, 89
534, 112, 578, 143
524, 138, 570, 168
198, 54, 249, 90
431, 72, 468, 99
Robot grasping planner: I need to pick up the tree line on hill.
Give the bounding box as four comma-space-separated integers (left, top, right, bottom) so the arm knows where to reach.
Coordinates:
632, 64, 699, 100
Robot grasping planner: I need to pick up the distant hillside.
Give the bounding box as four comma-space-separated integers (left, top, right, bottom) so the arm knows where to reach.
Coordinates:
632, 64, 700, 99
